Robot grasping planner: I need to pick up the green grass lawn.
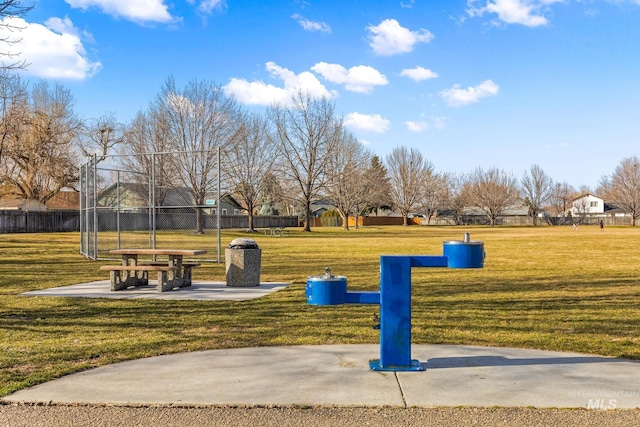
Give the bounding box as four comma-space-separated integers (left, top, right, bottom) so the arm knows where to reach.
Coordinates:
1, 225, 639, 397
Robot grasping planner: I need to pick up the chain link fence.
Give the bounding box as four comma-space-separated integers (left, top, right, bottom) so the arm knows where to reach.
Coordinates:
80, 150, 224, 262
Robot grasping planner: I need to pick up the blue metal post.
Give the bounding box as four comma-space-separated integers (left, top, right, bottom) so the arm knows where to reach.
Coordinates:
370, 255, 448, 371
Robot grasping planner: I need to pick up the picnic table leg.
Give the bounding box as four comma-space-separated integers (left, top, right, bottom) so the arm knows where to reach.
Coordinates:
155, 255, 189, 291
118, 254, 144, 288
158, 270, 172, 292
180, 265, 193, 288
158, 271, 188, 291
111, 270, 147, 291
170, 255, 186, 287
111, 270, 127, 291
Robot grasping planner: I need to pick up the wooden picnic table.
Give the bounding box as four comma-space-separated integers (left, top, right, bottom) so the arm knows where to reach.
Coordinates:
102, 248, 207, 292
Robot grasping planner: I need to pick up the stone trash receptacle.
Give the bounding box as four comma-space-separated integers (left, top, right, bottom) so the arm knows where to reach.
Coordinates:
225, 238, 261, 287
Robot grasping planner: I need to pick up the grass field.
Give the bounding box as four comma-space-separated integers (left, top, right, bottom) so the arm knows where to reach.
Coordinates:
1, 225, 639, 397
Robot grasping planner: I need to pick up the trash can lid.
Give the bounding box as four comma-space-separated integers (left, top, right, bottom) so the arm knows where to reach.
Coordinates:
228, 238, 259, 249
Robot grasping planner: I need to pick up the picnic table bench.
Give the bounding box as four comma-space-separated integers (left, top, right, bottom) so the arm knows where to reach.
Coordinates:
264, 227, 289, 237
101, 249, 206, 292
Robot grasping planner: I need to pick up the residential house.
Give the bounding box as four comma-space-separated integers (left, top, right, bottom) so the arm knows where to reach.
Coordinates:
309, 199, 335, 218
97, 182, 243, 215
569, 194, 604, 217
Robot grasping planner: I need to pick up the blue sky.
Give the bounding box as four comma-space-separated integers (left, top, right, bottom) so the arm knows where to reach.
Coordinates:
5, 0, 640, 190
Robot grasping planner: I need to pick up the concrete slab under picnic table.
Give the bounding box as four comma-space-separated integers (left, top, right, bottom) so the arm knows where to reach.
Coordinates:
21, 280, 290, 301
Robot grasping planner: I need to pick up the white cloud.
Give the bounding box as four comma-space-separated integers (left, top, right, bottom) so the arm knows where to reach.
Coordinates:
400, 66, 438, 81
344, 112, 390, 133
44, 16, 79, 37
0, 17, 101, 80
223, 62, 336, 106
166, 92, 196, 115
192, 0, 225, 14
224, 78, 289, 106
366, 19, 434, 56
440, 80, 499, 107
292, 14, 331, 33
405, 121, 429, 132
405, 116, 448, 132
311, 62, 388, 94
466, 0, 563, 27
65, 0, 175, 24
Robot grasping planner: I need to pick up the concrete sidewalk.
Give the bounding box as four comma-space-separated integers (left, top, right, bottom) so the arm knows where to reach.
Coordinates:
4, 344, 640, 409
21, 280, 290, 301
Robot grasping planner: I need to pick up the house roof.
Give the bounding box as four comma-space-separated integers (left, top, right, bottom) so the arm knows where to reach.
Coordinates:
310, 200, 335, 215
46, 191, 80, 210
0, 198, 48, 211
571, 193, 603, 202
604, 203, 627, 214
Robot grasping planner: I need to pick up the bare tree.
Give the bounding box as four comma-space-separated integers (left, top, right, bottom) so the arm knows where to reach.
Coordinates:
600, 156, 640, 226
0, 80, 81, 203
464, 167, 520, 226
267, 91, 342, 232
257, 171, 283, 215
548, 181, 575, 220
418, 171, 449, 224
324, 129, 371, 230
120, 110, 175, 206
0, 68, 25, 166
273, 168, 304, 217
79, 113, 127, 163
385, 146, 432, 226
150, 77, 243, 233
348, 154, 387, 228
451, 174, 469, 225
224, 112, 275, 232
521, 164, 554, 225
0, 1, 34, 70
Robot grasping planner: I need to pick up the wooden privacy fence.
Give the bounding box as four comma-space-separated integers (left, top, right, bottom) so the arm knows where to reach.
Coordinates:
307, 216, 421, 228
350, 216, 421, 226
0, 210, 80, 233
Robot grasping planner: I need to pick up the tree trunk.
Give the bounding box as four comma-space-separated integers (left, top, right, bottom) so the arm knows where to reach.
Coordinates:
248, 211, 255, 232
303, 200, 311, 232
340, 211, 349, 230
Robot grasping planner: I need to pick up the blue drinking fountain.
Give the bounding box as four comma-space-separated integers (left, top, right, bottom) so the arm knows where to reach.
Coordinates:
306, 234, 485, 371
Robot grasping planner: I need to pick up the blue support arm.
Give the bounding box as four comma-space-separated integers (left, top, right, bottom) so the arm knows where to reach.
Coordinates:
344, 291, 380, 304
